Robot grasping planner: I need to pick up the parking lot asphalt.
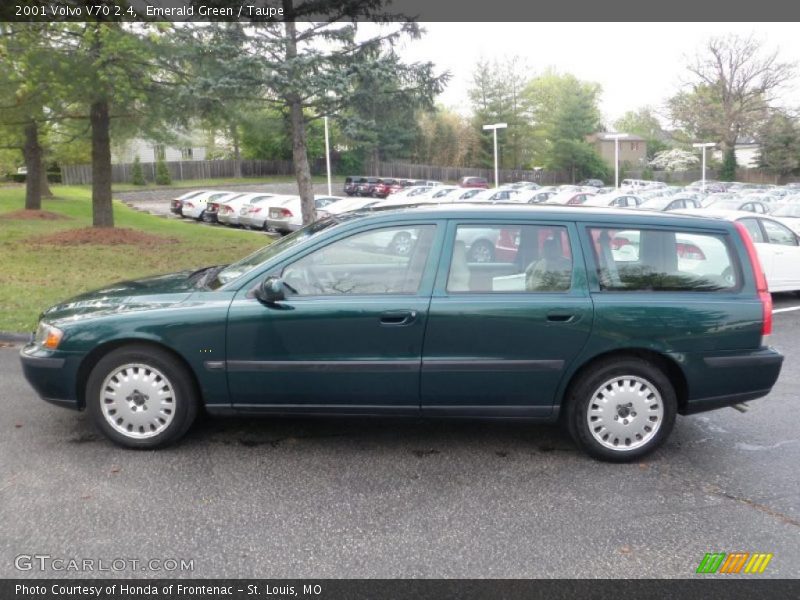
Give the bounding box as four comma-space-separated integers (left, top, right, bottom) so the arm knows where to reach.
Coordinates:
1, 299, 799, 579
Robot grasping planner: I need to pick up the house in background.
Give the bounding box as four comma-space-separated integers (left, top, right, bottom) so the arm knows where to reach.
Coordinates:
713, 137, 760, 169
112, 132, 208, 164
587, 133, 648, 170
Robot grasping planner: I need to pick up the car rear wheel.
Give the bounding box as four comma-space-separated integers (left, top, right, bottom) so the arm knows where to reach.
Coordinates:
565, 357, 676, 462
86, 344, 198, 449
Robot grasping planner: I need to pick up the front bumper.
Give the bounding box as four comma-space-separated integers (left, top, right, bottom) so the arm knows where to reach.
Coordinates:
19, 344, 82, 410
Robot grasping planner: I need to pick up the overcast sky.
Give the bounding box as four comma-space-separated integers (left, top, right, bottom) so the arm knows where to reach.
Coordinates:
393, 23, 800, 127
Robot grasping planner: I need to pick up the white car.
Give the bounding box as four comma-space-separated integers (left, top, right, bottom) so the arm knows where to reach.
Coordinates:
545, 191, 596, 206
217, 193, 279, 226
180, 190, 236, 220
583, 193, 643, 208
676, 209, 800, 292
385, 186, 435, 201
319, 196, 381, 216
263, 195, 342, 234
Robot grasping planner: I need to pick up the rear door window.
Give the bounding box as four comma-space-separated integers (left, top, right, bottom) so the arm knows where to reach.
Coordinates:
446, 224, 572, 293
761, 219, 798, 246
589, 227, 738, 291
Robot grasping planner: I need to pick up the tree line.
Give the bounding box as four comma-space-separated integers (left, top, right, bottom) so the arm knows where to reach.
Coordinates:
1, 13, 798, 230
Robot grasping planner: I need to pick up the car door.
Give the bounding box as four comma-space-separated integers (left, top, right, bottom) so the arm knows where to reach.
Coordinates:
420, 220, 593, 417
225, 222, 442, 411
760, 218, 800, 290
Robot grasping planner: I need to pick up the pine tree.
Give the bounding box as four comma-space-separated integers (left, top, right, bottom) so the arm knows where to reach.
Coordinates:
155, 156, 171, 185
131, 155, 146, 186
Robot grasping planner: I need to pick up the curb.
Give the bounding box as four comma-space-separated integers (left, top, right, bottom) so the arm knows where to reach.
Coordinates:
0, 331, 29, 343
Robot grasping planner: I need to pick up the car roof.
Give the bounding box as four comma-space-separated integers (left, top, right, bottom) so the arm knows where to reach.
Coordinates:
348, 203, 737, 230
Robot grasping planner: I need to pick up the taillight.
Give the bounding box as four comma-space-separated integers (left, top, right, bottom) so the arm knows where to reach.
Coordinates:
612, 237, 630, 250
734, 221, 772, 340
252, 207, 261, 213
676, 243, 705, 260
183, 202, 194, 209
279, 208, 293, 217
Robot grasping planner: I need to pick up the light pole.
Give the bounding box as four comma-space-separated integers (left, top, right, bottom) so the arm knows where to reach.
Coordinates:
605, 133, 628, 188
692, 142, 716, 193
324, 116, 332, 196
482, 122, 508, 188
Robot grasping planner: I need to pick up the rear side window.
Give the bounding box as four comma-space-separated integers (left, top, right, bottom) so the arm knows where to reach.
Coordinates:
446, 224, 572, 293
589, 227, 738, 291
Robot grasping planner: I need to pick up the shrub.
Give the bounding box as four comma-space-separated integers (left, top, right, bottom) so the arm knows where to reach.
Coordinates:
155, 156, 171, 185
131, 155, 146, 186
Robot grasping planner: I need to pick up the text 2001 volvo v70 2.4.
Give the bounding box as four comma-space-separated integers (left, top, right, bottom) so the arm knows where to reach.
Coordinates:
20, 205, 783, 461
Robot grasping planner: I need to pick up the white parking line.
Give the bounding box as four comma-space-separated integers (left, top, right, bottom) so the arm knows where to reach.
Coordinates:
773, 305, 800, 314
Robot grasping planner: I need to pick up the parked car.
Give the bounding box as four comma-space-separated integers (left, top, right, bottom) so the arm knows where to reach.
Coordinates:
637, 196, 702, 212
170, 190, 208, 216
677, 208, 800, 292
343, 176, 367, 196
355, 177, 381, 197
371, 179, 401, 198
545, 191, 595, 206
703, 198, 769, 214
459, 176, 490, 189
180, 190, 235, 220
317, 196, 381, 216
266, 195, 343, 234
583, 193, 643, 208
217, 193, 277, 227
203, 192, 251, 224
239, 195, 298, 230
21, 205, 782, 461
769, 203, 800, 234
578, 179, 604, 188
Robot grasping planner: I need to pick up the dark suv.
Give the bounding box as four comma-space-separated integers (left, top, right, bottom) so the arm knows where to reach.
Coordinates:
21, 206, 782, 461
343, 176, 367, 196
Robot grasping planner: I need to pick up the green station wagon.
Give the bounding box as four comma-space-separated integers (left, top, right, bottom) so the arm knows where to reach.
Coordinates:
20, 205, 783, 461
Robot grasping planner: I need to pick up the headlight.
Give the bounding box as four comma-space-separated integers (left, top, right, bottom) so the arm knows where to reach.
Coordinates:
34, 322, 64, 350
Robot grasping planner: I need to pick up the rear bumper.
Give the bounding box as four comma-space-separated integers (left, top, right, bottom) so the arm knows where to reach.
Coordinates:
680, 347, 783, 415
20, 345, 82, 410
267, 218, 299, 233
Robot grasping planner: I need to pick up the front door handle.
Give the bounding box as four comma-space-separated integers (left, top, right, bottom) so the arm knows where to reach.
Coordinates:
380, 310, 417, 326
547, 313, 575, 323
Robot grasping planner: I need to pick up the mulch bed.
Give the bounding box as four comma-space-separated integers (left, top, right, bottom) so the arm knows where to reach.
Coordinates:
0, 209, 71, 221
29, 227, 179, 246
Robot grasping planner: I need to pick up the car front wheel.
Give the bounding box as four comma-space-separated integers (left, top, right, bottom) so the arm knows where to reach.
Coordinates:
565, 357, 677, 462
86, 344, 198, 449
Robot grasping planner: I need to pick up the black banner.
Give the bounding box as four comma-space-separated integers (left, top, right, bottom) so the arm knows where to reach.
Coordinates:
1, 0, 798, 22
4, 579, 800, 600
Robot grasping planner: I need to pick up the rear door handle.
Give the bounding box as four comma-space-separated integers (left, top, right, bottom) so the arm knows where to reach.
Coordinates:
380, 310, 417, 326
547, 313, 575, 323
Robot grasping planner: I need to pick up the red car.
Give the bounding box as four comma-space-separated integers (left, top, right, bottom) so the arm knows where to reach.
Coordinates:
371, 178, 400, 198
459, 176, 489, 189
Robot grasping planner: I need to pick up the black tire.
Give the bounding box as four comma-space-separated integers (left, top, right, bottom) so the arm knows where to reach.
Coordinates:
86, 344, 199, 449
468, 239, 495, 263
565, 357, 677, 462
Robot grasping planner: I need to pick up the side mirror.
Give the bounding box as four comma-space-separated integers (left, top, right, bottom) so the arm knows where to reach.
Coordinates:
255, 276, 286, 305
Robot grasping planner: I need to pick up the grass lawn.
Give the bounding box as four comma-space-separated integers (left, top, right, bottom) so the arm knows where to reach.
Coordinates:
0, 186, 269, 333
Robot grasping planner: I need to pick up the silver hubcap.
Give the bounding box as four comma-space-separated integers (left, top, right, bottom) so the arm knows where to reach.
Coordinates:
100, 363, 176, 439
586, 375, 664, 452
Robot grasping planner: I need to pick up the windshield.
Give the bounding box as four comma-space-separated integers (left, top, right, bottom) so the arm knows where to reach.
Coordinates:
210, 215, 359, 288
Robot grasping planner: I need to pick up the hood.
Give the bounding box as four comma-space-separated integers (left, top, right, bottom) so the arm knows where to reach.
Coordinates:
42, 269, 201, 323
